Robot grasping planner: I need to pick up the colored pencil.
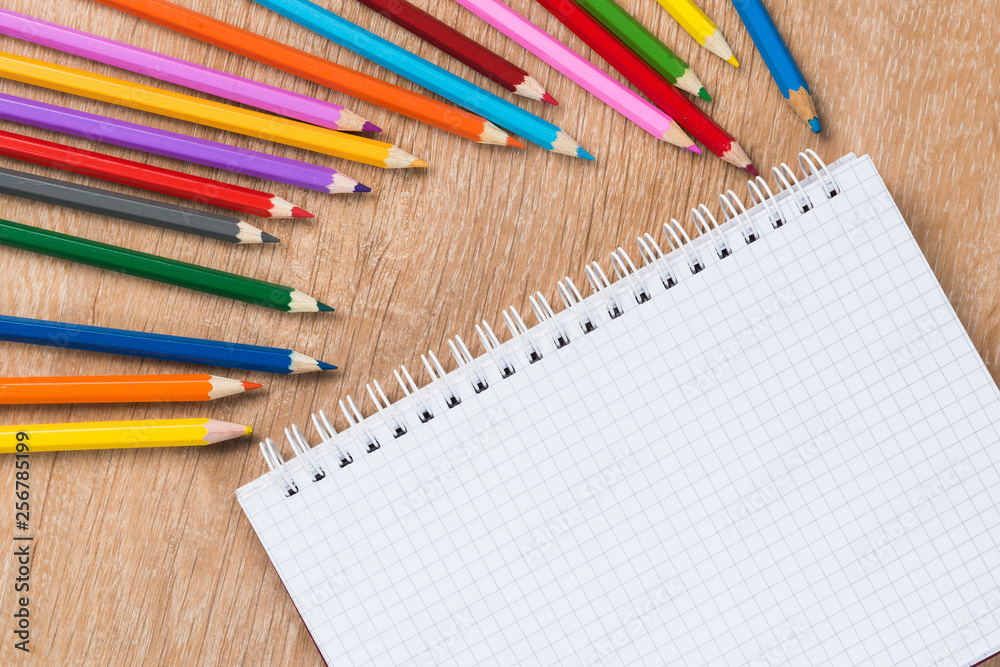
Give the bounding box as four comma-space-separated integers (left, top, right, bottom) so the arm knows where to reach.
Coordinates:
0, 94, 369, 195
653, 0, 738, 65
0, 52, 426, 169
574, 0, 710, 100
0, 130, 313, 218
0, 419, 252, 453
0, 218, 330, 312
0, 167, 275, 244
0, 315, 336, 375
731, 0, 820, 132
0, 374, 262, 404
352, 0, 556, 104
537, 0, 754, 172
93, 0, 522, 148
453, 0, 696, 150
250, 0, 591, 158
0, 8, 377, 132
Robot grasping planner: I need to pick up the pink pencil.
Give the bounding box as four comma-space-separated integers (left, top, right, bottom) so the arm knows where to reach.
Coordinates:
452, 0, 698, 151
0, 7, 380, 132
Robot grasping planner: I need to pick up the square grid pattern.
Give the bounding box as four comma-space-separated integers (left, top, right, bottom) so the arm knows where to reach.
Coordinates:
238, 155, 1000, 667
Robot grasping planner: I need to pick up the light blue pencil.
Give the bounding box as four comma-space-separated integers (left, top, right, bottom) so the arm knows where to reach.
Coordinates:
731, 0, 820, 133
252, 0, 594, 159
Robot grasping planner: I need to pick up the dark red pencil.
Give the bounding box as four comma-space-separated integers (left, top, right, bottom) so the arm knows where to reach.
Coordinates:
0, 129, 315, 218
537, 0, 756, 173
355, 0, 557, 104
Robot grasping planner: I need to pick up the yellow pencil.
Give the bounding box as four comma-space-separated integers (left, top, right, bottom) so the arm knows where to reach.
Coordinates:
653, 0, 739, 66
0, 51, 427, 169
1, 418, 252, 453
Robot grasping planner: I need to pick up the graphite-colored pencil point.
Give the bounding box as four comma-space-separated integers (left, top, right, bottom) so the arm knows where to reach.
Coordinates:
697, 87, 711, 101
318, 361, 338, 371
242, 381, 264, 391
291, 207, 314, 218
541, 92, 559, 105
361, 121, 382, 132
261, 231, 281, 243
727, 55, 739, 67
354, 183, 372, 193
809, 118, 822, 133
317, 302, 335, 312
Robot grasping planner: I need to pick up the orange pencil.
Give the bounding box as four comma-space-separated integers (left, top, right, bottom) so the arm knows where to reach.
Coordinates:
0, 374, 262, 404
94, 0, 523, 147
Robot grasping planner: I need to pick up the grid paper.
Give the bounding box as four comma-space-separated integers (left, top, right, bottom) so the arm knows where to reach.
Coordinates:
238, 154, 1000, 667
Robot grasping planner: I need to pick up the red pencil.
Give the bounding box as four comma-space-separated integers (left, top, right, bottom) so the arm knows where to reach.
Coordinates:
354, 0, 557, 104
536, 0, 756, 173
0, 128, 315, 218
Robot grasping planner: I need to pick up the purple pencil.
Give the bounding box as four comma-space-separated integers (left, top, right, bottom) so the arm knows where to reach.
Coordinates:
0, 8, 379, 133
0, 93, 370, 194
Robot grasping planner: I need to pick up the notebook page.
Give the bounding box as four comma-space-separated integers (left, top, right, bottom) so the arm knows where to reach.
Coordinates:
238, 154, 1000, 667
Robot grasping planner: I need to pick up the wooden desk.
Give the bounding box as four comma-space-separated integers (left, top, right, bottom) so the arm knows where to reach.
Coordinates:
0, 0, 997, 663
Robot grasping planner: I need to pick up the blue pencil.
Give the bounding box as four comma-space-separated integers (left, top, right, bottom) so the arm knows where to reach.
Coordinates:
0, 315, 336, 375
730, 0, 820, 132
251, 0, 593, 159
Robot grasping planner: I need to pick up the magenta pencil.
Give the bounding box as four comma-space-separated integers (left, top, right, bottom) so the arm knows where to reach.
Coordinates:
0, 7, 379, 132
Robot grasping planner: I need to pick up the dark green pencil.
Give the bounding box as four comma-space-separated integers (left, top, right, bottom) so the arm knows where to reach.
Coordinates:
574, 0, 710, 100
0, 165, 276, 244
0, 218, 332, 312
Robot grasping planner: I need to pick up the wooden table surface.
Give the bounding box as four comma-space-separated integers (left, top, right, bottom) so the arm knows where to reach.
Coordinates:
0, 0, 997, 663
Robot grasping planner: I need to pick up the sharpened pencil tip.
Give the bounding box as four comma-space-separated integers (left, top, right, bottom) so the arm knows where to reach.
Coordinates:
317, 302, 335, 312
727, 56, 739, 67
413, 159, 429, 168
507, 137, 527, 148
318, 361, 337, 371
244, 426, 254, 436
542, 92, 559, 105
242, 381, 263, 391
261, 231, 280, 243
746, 164, 760, 177
686, 144, 702, 154
354, 183, 372, 193
809, 118, 822, 133
291, 207, 314, 218
362, 121, 382, 132
578, 147, 596, 161
698, 88, 712, 102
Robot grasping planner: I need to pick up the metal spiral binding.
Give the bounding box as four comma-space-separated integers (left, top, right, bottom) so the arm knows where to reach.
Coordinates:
259, 151, 845, 496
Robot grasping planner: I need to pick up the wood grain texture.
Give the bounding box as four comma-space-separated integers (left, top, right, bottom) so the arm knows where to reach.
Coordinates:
0, 0, 998, 663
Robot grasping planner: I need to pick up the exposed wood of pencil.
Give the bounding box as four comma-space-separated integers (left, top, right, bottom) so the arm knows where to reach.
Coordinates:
93, 0, 523, 146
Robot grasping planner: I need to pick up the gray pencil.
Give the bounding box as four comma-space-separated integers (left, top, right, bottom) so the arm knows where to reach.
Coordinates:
0, 166, 278, 244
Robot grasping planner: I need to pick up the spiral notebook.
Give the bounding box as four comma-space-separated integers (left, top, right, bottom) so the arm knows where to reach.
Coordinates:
237, 152, 1000, 667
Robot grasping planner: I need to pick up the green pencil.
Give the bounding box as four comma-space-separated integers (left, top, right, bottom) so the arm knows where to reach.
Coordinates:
0, 218, 333, 313
575, 0, 710, 100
